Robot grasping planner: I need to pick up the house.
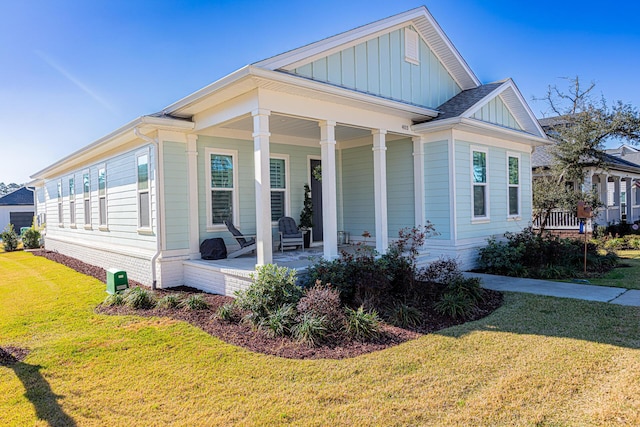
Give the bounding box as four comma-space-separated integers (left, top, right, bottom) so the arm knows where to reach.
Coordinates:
532, 119, 640, 231
0, 187, 35, 234
29, 6, 548, 294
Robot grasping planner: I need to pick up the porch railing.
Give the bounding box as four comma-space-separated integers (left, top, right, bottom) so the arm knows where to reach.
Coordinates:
532, 209, 582, 230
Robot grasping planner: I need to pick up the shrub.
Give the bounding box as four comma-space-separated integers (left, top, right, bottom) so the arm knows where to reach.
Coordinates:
216, 303, 239, 322
1, 224, 18, 252
235, 264, 301, 326
446, 277, 484, 304
181, 294, 209, 310
344, 306, 380, 341
385, 301, 422, 328
123, 286, 156, 309
434, 292, 475, 319
103, 292, 125, 306
296, 282, 345, 329
21, 227, 41, 249
156, 294, 182, 309
418, 257, 464, 285
291, 313, 327, 346
262, 304, 296, 337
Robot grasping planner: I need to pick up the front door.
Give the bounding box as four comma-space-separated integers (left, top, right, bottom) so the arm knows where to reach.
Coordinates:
310, 159, 323, 242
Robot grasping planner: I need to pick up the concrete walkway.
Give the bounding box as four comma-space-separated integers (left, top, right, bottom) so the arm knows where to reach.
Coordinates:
464, 272, 640, 307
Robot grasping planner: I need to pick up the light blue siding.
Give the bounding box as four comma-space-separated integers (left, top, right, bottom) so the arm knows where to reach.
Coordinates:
163, 141, 189, 250
472, 96, 522, 130
455, 140, 532, 240
386, 139, 414, 237
424, 140, 450, 240
342, 145, 375, 237
292, 27, 461, 109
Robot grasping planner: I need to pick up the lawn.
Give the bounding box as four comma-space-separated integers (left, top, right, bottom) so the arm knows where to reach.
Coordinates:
2, 251, 640, 426
590, 250, 640, 290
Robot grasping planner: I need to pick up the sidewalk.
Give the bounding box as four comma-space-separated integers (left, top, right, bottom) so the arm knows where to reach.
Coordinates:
464, 272, 640, 307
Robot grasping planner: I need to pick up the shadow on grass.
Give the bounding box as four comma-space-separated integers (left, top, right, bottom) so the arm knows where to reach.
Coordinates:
437, 292, 640, 350
9, 360, 76, 427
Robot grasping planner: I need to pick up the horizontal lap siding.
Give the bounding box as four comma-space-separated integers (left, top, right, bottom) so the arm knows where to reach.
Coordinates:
424, 141, 450, 240
42, 145, 157, 252
163, 141, 189, 250
342, 145, 375, 237
386, 138, 414, 237
455, 140, 532, 240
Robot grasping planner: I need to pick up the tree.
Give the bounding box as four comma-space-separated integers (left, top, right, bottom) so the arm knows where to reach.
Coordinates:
0, 182, 21, 197
533, 77, 640, 231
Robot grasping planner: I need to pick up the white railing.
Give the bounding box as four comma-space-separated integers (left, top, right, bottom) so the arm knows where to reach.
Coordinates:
532, 209, 581, 230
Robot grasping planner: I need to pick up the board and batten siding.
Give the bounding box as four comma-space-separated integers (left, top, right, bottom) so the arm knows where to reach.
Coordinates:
42, 145, 157, 251
454, 140, 531, 240
472, 96, 522, 130
163, 141, 190, 251
293, 27, 461, 109
341, 145, 375, 238
423, 140, 451, 240
386, 138, 415, 237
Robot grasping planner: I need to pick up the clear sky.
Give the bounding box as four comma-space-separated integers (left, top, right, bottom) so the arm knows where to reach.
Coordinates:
1, 0, 639, 184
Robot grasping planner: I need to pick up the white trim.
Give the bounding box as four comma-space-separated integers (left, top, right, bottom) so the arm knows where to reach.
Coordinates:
68, 174, 76, 227
449, 135, 457, 240
319, 120, 339, 259
269, 153, 291, 224
97, 164, 108, 230
136, 148, 152, 232
186, 134, 200, 258
470, 145, 489, 222
412, 136, 425, 228
57, 179, 63, 226
372, 129, 388, 253
82, 169, 91, 229
506, 152, 521, 219
205, 147, 240, 232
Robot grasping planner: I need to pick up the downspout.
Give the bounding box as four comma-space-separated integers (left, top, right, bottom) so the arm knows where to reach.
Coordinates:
134, 127, 161, 290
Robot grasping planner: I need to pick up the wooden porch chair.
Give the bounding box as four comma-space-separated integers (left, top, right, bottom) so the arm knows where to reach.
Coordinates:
278, 216, 304, 253
223, 220, 257, 259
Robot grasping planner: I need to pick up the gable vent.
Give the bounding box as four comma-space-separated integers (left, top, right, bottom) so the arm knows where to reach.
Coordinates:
405, 28, 420, 65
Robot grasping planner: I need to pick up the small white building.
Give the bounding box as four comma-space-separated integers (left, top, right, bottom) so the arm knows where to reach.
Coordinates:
0, 187, 35, 233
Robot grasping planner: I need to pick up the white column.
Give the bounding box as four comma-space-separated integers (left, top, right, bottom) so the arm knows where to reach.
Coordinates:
412, 136, 426, 227
252, 109, 273, 266
625, 178, 632, 220
319, 120, 338, 260
186, 134, 200, 258
372, 129, 388, 254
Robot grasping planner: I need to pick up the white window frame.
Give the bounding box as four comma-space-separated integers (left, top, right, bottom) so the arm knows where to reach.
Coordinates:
57, 180, 63, 226
98, 165, 108, 229
69, 175, 76, 227
136, 150, 152, 232
270, 154, 290, 225
206, 147, 239, 231
82, 170, 91, 229
507, 152, 521, 219
471, 146, 490, 222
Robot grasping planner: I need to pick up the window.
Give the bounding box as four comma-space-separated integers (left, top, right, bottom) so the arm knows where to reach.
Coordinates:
83, 172, 91, 226
607, 178, 615, 207
508, 155, 520, 217
98, 167, 107, 227
270, 157, 288, 221
207, 149, 237, 228
57, 181, 63, 225
69, 177, 76, 225
472, 149, 488, 219
137, 153, 151, 229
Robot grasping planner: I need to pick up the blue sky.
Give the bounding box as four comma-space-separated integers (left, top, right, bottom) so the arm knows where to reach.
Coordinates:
1, 0, 639, 184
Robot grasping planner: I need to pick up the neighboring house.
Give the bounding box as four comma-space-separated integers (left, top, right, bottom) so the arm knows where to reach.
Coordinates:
0, 187, 35, 233
606, 144, 640, 167
29, 6, 548, 293
532, 119, 640, 230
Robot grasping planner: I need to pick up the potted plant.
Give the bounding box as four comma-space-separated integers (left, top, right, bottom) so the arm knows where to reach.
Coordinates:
299, 183, 313, 248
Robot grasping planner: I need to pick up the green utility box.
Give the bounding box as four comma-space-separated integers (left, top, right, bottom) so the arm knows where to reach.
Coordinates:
106, 268, 129, 294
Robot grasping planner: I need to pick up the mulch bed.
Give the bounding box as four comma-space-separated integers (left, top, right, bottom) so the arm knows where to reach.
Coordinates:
32, 249, 503, 360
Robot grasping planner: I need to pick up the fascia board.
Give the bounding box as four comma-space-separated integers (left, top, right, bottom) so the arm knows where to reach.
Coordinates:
30, 116, 194, 180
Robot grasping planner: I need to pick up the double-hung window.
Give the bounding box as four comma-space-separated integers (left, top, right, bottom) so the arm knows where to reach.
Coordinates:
472, 148, 488, 220
57, 181, 63, 226
69, 177, 76, 225
507, 154, 520, 217
98, 167, 107, 227
137, 153, 151, 229
207, 148, 237, 228
270, 157, 288, 222
83, 172, 91, 227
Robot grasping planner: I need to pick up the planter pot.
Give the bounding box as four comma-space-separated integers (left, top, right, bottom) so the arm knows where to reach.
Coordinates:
302, 228, 311, 248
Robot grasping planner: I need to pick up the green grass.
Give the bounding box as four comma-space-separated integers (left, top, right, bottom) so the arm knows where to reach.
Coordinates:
2, 251, 640, 426
590, 250, 640, 290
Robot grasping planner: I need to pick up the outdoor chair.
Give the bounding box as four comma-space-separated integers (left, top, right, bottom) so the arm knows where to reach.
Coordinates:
278, 216, 304, 253
223, 220, 257, 259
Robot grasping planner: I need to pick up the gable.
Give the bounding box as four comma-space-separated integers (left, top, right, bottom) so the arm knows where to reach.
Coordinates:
290, 26, 461, 109
472, 95, 522, 130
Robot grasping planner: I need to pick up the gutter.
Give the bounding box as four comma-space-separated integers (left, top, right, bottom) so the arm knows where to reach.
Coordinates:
134, 127, 162, 290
